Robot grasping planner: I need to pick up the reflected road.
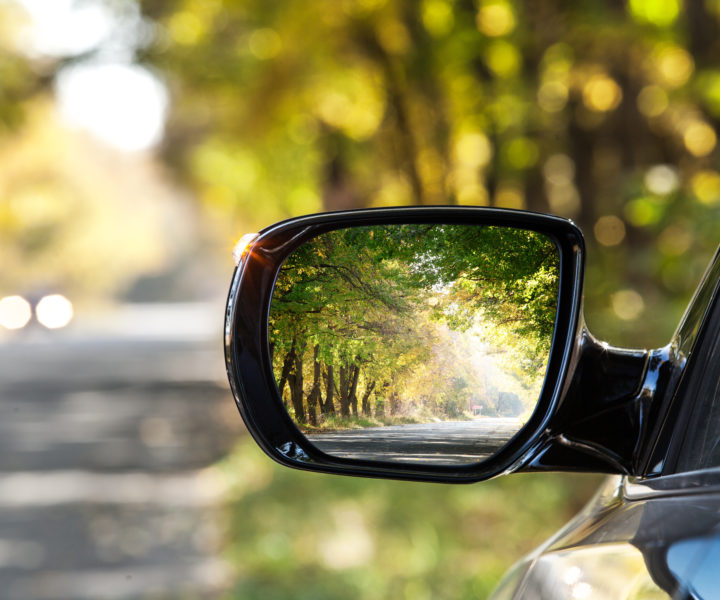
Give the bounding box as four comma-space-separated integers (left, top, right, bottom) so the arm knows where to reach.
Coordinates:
307, 418, 521, 465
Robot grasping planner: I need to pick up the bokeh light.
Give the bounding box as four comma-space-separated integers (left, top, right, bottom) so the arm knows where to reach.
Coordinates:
611, 289, 645, 321
654, 44, 694, 88
538, 81, 569, 113
167, 11, 205, 46
56, 63, 168, 152
477, 1, 515, 37
485, 40, 521, 77
625, 196, 666, 227
494, 181, 525, 209
454, 132, 493, 168
35, 294, 74, 329
421, 0, 454, 36
594, 216, 626, 247
543, 154, 580, 217
628, 0, 681, 27
644, 165, 679, 195
659, 224, 692, 256
637, 85, 669, 117
0, 295, 32, 330
583, 74, 623, 112
14, 0, 114, 57
691, 171, 720, 205
697, 71, 720, 116
683, 122, 717, 157
248, 28, 282, 60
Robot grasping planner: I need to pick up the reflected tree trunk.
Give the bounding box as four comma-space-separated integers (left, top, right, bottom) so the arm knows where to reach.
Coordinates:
377, 382, 390, 417
361, 380, 375, 416
390, 391, 399, 415
349, 364, 360, 416
323, 364, 335, 414
339, 364, 350, 417
306, 345, 321, 426
277, 338, 297, 409
289, 346, 305, 423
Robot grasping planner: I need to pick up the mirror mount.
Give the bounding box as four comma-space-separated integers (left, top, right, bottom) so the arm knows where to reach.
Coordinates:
521, 326, 684, 476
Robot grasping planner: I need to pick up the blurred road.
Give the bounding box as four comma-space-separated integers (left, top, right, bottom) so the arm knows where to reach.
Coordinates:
0, 305, 242, 600
308, 419, 520, 464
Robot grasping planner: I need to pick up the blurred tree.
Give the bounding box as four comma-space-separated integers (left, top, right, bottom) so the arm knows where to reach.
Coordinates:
0, 103, 181, 300
4, 0, 720, 342
0, 2, 48, 133
135, 0, 720, 346
0, 1, 194, 303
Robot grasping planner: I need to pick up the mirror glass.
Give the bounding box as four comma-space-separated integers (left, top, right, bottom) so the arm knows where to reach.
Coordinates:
269, 224, 559, 465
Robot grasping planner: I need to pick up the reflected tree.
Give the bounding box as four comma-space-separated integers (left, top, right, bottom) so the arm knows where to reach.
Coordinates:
269, 224, 558, 429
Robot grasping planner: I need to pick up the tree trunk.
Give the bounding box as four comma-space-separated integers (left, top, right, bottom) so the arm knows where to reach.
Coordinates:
306, 345, 321, 426
339, 364, 350, 417
290, 348, 305, 424
277, 338, 297, 408
376, 382, 388, 417
321, 130, 358, 211
323, 364, 335, 414
390, 391, 399, 416
349, 365, 360, 416
361, 380, 376, 416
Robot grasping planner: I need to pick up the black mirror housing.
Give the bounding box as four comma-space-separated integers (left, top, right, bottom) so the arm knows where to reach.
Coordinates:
225, 207, 586, 483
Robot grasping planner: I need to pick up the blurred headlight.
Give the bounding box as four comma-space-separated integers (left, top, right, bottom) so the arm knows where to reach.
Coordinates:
36, 294, 74, 329
0, 296, 32, 330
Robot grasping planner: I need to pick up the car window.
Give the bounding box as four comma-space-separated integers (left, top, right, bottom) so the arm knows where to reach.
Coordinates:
669, 252, 720, 473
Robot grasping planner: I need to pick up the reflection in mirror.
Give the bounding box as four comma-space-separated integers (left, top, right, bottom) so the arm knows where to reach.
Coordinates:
268, 224, 559, 465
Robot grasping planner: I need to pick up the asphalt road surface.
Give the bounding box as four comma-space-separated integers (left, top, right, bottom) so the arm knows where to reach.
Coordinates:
307, 419, 521, 465
0, 322, 241, 600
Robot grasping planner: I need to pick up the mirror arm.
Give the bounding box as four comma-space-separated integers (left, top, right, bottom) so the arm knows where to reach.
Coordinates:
520, 325, 679, 475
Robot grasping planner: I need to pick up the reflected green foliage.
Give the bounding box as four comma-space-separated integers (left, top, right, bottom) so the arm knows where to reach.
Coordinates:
219, 438, 602, 600
269, 225, 558, 428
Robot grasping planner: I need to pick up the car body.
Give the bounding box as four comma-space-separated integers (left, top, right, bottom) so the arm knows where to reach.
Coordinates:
225, 206, 720, 599
492, 245, 720, 599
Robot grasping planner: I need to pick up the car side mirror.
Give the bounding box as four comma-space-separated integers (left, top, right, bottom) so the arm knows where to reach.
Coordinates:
225, 207, 586, 482
270, 223, 559, 465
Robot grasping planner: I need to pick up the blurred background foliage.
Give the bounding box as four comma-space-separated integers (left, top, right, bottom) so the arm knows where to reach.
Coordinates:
2, 0, 720, 597
141, 0, 720, 346
4, 0, 720, 339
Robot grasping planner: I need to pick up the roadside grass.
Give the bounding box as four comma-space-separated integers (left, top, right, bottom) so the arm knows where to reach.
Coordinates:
300, 414, 423, 432
218, 437, 603, 600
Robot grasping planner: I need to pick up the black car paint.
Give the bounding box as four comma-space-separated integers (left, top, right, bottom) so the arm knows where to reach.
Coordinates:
225, 207, 720, 598
493, 244, 720, 598
492, 473, 720, 598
